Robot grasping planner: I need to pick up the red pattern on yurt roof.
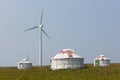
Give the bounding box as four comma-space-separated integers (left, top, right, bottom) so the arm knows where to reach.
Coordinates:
60, 50, 73, 57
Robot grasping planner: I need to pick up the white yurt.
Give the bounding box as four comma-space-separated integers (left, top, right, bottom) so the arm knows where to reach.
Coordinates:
17, 59, 32, 69
50, 49, 84, 70
94, 55, 110, 67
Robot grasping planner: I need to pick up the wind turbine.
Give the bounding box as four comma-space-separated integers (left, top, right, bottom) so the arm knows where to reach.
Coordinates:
25, 9, 50, 66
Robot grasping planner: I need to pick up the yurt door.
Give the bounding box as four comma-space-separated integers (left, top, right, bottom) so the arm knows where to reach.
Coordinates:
95, 60, 99, 66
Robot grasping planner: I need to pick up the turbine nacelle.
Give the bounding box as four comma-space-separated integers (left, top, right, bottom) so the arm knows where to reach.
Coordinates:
39, 25, 44, 28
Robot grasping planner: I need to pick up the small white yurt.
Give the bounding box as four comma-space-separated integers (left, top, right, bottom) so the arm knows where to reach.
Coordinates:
17, 59, 32, 69
94, 55, 110, 67
50, 49, 84, 70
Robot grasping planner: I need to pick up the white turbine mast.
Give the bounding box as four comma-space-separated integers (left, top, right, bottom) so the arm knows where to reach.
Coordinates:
25, 9, 50, 66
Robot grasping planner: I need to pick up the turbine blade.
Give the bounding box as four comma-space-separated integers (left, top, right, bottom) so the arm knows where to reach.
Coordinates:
24, 26, 38, 31
40, 8, 43, 25
42, 28, 50, 39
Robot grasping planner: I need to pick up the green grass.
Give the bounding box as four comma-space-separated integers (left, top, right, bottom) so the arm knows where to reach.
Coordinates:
0, 63, 120, 80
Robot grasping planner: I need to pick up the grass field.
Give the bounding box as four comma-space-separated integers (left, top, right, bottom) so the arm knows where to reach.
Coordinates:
0, 63, 119, 80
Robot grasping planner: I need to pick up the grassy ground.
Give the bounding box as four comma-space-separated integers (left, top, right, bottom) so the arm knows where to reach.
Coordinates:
0, 63, 119, 80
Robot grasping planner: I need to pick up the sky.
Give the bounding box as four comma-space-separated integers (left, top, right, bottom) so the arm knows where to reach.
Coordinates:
0, 0, 120, 66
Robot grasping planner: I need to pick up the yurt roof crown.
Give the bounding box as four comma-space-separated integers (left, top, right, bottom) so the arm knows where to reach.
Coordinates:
52, 49, 82, 59
60, 49, 75, 57
19, 58, 31, 63
95, 55, 110, 60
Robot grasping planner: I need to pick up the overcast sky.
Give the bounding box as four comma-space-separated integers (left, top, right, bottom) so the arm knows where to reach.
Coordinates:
0, 0, 120, 66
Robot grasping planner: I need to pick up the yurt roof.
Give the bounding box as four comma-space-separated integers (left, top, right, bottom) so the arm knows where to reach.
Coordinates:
52, 49, 82, 59
18, 59, 31, 63
95, 55, 110, 60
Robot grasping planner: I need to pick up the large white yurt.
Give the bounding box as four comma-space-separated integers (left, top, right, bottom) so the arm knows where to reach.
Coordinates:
17, 59, 32, 69
50, 49, 84, 70
94, 55, 110, 67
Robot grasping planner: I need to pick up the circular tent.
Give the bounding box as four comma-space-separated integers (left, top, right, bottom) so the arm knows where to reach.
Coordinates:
50, 49, 84, 70
17, 59, 32, 69
94, 55, 110, 67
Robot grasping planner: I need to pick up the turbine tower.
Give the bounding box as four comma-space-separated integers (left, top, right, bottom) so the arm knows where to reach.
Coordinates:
25, 9, 50, 66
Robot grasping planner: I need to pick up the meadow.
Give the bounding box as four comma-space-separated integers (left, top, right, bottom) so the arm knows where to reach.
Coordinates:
0, 63, 119, 80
